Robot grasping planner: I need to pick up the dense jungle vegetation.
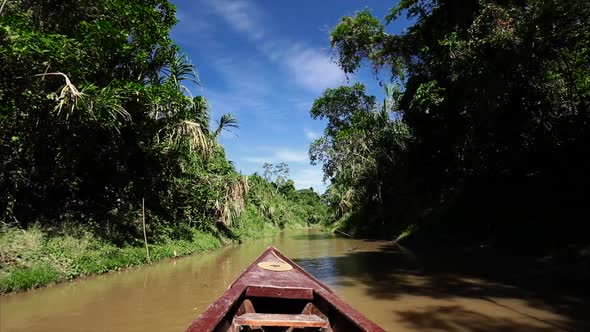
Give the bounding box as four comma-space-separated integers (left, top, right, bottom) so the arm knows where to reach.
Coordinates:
0, 0, 328, 292
313, 0, 590, 252
1, 0, 589, 293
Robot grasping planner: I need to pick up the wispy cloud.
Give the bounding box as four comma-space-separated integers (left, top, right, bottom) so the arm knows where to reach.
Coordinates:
202, 0, 345, 93
275, 149, 308, 162
304, 128, 321, 140
291, 167, 326, 191
243, 156, 269, 164
207, 0, 265, 40
174, 0, 335, 193
202, 56, 289, 130
243, 148, 309, 164
282, 45, 345, 92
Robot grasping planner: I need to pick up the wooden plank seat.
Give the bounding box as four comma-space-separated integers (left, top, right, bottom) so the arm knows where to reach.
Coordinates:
234, 313, 329, 328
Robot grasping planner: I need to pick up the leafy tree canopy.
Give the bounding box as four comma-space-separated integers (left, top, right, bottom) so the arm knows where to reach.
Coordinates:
0, 0, 256, 243
314, 0, 590, 246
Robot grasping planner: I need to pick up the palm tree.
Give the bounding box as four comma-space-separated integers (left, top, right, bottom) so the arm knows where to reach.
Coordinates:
213, 113, 239, 139
166, 53, 199, 93
192, 96, 212, 134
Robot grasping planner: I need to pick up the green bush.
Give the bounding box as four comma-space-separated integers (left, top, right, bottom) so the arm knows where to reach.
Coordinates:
0, 264, 61, 292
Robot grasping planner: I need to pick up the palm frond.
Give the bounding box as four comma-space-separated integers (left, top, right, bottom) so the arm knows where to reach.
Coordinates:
167, 120, 212, 159
168, 53, 199, 93
192, 96, 211, 131
36, 72, 86, 119
85, 85, 132, 122
215, 176, 249, 226
214, 113, 239, 138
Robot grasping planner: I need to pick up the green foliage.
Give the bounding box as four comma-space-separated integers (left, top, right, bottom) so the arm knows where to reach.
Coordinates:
310, 83, 413, 236
0, 0, 248, 243
0, 175, 327, 293
0, 264, 61, 293
331, 10, 385, 74
0, 225, 223, 292
262, 162, 290, 193
242, 173, 328, 230
0, 0, 328, 293
316, 0, 590, 247
232, 204, 279, 239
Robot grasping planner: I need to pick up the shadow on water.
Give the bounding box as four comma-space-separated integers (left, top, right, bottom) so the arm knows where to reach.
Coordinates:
396, 305, 557, 332
293, 243, 590, 332
289, 232, 342, 241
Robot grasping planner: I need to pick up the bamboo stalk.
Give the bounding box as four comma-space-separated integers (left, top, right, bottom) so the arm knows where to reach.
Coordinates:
142, 198, 151, 263
335, 229, 352, 238
0, 0, 8, 15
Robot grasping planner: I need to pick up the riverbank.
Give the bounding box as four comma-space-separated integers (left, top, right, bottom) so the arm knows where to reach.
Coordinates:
0, 218, 306, 294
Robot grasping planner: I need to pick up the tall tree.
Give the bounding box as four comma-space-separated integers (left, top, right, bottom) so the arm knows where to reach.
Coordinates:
0, 0, 244, 242
262, 162, 290, 193
310, 83, 412, 235
315, 0, 590, 244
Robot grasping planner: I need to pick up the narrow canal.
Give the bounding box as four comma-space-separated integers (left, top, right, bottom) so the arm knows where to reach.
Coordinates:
1, 230, 587, 331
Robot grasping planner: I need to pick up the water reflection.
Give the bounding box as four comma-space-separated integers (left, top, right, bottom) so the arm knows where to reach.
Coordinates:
1, 230, 587, 332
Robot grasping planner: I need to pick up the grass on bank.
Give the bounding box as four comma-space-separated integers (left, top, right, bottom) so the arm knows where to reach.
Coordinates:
0, 178, 328, 294
0, 225, 223, 293
0, 206, 313, 293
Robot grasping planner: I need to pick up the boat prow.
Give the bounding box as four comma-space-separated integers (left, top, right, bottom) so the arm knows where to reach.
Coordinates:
186, 246, 385, 332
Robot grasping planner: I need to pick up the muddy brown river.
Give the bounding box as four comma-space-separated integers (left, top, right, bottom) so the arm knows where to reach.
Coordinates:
1, 230, 587, 331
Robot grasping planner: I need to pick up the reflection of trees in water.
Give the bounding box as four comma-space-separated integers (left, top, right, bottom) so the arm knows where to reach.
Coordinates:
397, 305, 557, 332
296, 243, 590, 332
296, 256, 338, 288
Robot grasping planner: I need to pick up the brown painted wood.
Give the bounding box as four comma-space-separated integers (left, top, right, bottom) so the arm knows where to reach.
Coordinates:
301, 302, 314, 315
232, 299, 260, 331
236, 299, 256, 315
234, 313, 328, 328
285, 302, 334, 332
246, 286, 314, 300
185, 246, 386, 332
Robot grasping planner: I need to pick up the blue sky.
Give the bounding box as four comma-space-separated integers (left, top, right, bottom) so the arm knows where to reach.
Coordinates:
170, 0, 408, 193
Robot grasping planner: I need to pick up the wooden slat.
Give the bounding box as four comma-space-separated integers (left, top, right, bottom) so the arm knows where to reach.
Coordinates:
236, 299, 256, 315
246, 286, 314, 300
234, 313, 329, 328
286, 303, 333, 332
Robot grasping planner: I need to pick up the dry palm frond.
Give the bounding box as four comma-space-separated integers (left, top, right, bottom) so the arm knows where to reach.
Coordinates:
168, 120, 212, 159
33, 72, 131, 125
215, 176, 250, 226
35, 72, 86, 118
0, 0, 9, 15
261, 204, 275, 220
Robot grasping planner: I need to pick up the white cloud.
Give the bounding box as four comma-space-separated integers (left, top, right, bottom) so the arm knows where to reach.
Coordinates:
275, 149, 308, 162
207, 0, 265, 41
201, 0, 345, 93
291, 167, 326, 192
304, 128, 320, 140
201, 57, 288, 127
243, 156, 269, 163
283, 46, 345, 93
242, 148, 308, 164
